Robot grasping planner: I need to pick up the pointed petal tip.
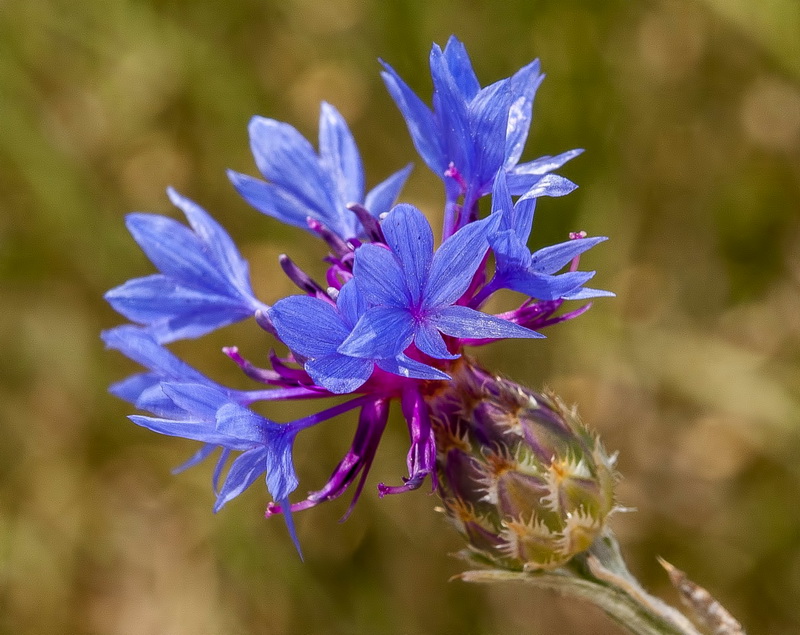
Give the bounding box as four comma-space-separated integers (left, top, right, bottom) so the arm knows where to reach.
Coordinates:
164, 186, 196, 216
226, 168, 244, 183
247, 114, 270, 131
280, 502, 304, 561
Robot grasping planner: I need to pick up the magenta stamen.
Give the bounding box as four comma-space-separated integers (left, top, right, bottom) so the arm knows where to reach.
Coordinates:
239, 386, 331, 403
223, 346, 283, 384
568, 230, 587, 272
444, 162, 468, 192
293, 394, 377, 431
279, 254, 329, 299
347, 202, 385, 243
307, 217, 352, 255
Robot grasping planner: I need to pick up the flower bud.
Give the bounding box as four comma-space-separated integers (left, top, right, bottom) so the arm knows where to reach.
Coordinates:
428, 360, 617, 571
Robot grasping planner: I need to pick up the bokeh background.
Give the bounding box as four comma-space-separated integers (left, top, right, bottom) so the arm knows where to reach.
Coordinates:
2, 0, 800, 633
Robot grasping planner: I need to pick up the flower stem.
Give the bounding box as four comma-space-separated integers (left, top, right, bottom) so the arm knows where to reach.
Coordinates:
456, 530, 706, 635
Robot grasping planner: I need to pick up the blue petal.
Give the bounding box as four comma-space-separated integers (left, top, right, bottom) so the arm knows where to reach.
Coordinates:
160, 382, 229, 419
264, 427, 300, 503
512, 148, 584, 176
381, 204, 434, 306
504, 59, 544, 168
105, 275, 253, 335
228, 170, 313, 231
149, 307, 257, 344
352, 244, 409, 307
102, 325, 212, 386
129, 415, 241, 448
248, 116, 337, 215
490, 229, 531, 271
508, 149, 584, 194
318, 102, 364, 206
430, 45, 473, 181
214, 446, 269, 512
414, 321, 460, 360
136, 382, 193, 419
490, 168, 515, 232
305, 354, 374, 394
336, 280, 367, 329
172, 443, 217, 475
468, 79, 514, 193
269, 296, 350, 358
338, 306, 414, 359
530, 236, 608, 274
380, 63, 447, 175
492, 170, 538, 242
376, 354, 451, 381
364, 164, 413, 217
109, 372, 158, 407
562, 286, 616, 300
216, 402, 271, 443
517, 174, 578, 200
433, 305, 544, 340
212, 448, 231, 492
504, 269, 596, 300
263, 426, 304, 557
442, 36, 480, 99
425, 215, 494, 307
167, 188, 254, 296
124, 213, 230, 294
109, 198, 262, 342
513, 196, 538, 244
278, 499, 303, 560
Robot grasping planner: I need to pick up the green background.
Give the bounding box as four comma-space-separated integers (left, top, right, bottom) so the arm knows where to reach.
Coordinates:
2, 0, 800, 633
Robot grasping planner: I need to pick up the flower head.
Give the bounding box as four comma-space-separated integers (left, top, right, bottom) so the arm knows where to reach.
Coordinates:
104, 37, 612, 556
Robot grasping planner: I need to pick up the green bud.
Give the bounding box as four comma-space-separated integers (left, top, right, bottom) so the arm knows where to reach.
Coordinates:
428, 360, 617, 571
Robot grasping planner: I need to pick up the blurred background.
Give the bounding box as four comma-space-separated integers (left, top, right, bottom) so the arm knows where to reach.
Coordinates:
2, 0, 799, 633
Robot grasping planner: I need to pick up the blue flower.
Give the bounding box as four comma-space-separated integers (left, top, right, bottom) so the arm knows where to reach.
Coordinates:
105, 188, 265, 344
485, 171, 613, 301
269, 281, 449, 394
338, 204, 542, 362
104, 321, 377, 554
229, 102, 412, 240
381, 36, 582, 208
127, 380, 304, 552
104, 38, 615, 555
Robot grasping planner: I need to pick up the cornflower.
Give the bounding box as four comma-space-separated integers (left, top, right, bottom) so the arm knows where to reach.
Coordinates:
381, 35, 583, 237
104, 37, 611, 558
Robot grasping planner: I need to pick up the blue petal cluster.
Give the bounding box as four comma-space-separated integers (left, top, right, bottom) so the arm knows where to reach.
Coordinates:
105, 188, 266, 344
484, 171, 614, 302
104, 36, 613, 555
339, 204, 541, 362
229, 102, 412, 240
381, 36, 583, 221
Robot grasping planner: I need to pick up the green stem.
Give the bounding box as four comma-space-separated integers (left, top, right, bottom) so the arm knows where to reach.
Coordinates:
457, 531, 703, 635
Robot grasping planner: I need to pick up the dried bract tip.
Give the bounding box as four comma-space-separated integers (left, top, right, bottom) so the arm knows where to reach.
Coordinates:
658, 558, 746, 635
